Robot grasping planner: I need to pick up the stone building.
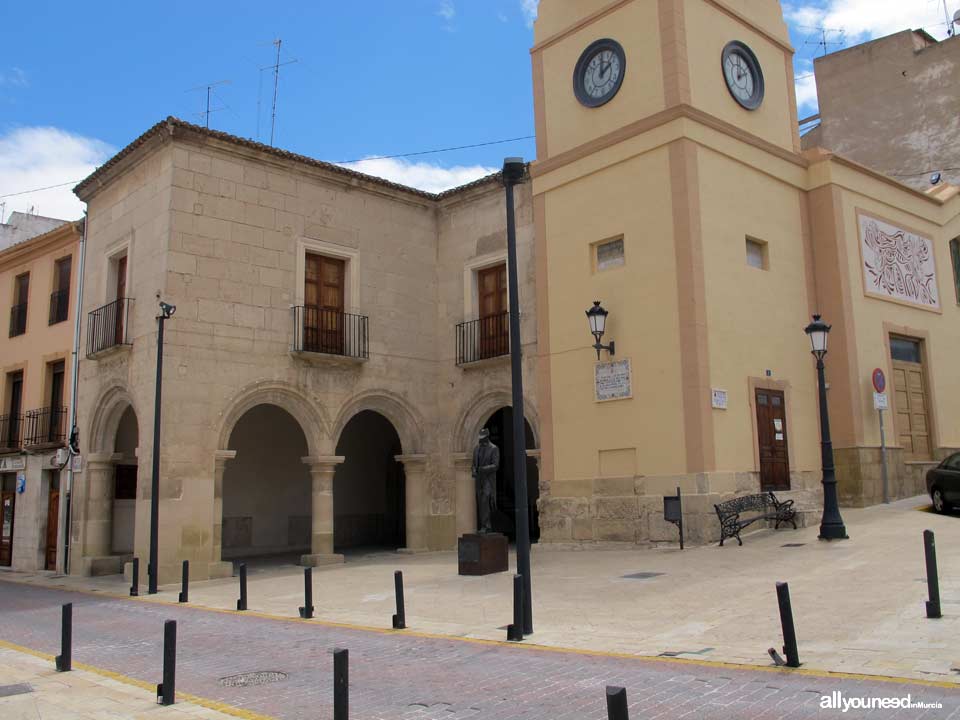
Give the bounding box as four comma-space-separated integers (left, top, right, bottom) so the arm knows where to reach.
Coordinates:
802, 29, 960, 191
70, 121, 538, 581
0, 218, 80, 571
65, 0, 960, 580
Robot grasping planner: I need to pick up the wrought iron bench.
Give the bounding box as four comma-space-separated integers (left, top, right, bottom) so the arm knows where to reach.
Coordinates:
714, 492, 797, 546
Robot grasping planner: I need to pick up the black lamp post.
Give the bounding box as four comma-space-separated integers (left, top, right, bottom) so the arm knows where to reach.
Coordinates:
804, 314, 849, 541
585, 301, 615, 360
148, 300, 176, 594
502, 157, 533, 635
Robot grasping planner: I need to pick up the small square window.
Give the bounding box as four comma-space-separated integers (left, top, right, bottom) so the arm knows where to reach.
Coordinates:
595, 237, 625, 271
746, 238, 768, 270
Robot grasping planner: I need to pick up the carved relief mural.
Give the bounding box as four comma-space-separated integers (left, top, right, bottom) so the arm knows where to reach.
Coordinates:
858, 212, 939, 310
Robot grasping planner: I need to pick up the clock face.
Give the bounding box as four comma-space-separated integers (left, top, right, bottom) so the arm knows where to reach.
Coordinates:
721, 41, 764, 110
574, 39, 626, 108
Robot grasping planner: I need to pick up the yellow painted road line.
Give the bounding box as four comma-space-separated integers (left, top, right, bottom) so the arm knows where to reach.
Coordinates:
0, 638, 276, 720
2, 577, 958, 690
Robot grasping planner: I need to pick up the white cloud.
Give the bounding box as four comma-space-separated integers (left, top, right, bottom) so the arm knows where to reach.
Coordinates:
785, 0, 950, 44
338, 157, 497, 194
520, 0, 538, 28
0, 68, 28, 88
437, 0, 455, 22
0, 127, 113, 222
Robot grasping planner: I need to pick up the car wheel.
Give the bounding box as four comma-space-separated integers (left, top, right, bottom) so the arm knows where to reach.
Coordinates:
932, 487, 948, 514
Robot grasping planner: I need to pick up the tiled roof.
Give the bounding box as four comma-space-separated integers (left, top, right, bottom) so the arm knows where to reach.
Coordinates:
74, 117, 510, 201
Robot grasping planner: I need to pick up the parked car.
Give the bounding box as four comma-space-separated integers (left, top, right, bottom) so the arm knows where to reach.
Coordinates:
927, 452, 960, 513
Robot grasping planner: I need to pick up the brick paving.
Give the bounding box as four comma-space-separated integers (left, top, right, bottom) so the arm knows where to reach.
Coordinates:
0, 580, 956, 720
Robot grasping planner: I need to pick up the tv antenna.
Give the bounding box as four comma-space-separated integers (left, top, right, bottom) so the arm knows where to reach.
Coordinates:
257, 38, 298, 146
804, 27, 845, 56
945, 1, 956, 37
186, 79, 232, 129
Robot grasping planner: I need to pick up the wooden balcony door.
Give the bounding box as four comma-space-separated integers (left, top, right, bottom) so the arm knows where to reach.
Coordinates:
756, 389, 790, 491
114, 255, 127, 345
304, 254, 345, 354
478, 264, 508, 359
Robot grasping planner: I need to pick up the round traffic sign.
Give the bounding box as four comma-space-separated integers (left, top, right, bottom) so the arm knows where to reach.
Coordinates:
872, 368, 886, 394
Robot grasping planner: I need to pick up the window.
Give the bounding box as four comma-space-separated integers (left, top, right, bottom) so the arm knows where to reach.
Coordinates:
950, 238, 959, 304
595, 237, 625, 271
746, 238, 768, 270
49, 256, 71, 325
9, 273, 28, 337
890, 337, 921, 363
3, 371, 24, 450
944, 452, 960, 471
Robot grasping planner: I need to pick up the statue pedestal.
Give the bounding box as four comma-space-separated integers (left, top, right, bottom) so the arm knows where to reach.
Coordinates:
458, 533, 508, 576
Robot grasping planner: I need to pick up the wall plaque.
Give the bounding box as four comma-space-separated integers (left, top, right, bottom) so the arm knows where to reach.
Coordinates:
858, 211, 939, 311
595, 359, 632, 402
0, 456, 26, 472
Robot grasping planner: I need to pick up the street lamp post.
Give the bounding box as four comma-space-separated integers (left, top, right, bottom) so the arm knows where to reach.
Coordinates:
804, 314, 849, 541
502, 157, 533, 635
148, 300, 176, 594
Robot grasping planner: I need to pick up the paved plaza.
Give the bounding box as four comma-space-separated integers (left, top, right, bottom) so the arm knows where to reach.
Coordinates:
1, 495, 957, 718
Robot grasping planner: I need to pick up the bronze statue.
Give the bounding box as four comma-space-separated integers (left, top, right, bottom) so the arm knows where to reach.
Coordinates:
472, 428, 500, 533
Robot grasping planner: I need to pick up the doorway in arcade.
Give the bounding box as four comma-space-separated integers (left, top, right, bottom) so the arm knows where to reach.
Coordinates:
483, 407, 539, 543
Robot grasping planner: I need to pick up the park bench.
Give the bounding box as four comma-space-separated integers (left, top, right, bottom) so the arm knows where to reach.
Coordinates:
714, 492, 797, 546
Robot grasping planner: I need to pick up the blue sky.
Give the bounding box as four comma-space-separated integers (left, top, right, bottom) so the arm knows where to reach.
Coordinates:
1, 0, 954, 220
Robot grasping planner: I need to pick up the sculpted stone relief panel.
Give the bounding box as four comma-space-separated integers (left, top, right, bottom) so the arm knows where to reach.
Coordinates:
858, 211, 940, 311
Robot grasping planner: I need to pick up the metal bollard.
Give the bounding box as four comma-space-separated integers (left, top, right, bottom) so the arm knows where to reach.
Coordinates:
333, 647, 348, 720
178, 560, 189, 603
924, 530, 942, 619
775, 582, 800, 667
156, 620, 176, 706
606, 685, 629, 720
299, 567, 314, 619
392, 570, 406, 629
236, 563, 247, 611
130, 557, 139, 597
507, 574, 524, 641
55, 603, 72, 672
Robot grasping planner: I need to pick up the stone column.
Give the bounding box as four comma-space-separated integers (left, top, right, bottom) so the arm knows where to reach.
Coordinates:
83, 453, 119, 559
208, 450, 236, 579
396, 454, 429, 552
300, 456, 345, 566
452, 453, 476, 537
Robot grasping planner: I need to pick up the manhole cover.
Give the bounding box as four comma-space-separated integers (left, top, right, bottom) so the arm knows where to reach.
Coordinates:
622, 572, 664, 580
219, 671, 287, 688
0, 684, 33, 698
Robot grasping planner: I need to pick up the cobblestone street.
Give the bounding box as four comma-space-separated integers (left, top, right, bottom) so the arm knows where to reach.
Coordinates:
1, 580, 956, 719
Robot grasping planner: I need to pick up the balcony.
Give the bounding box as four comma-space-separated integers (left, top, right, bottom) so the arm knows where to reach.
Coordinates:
292, 306, 368, 360
8, 302, 27, 337
87, 298, 132, 357
49, 290, 70, 325
456, 312, 510, 365
0, 414, 23, 454
23, 407, 69, 449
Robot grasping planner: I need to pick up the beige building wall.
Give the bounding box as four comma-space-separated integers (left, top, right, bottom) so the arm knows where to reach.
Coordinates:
0, 220, 80, 572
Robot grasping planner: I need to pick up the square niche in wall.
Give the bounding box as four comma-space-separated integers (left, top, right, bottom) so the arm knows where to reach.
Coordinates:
746, 237, 769, 270
594, 237, 625, 272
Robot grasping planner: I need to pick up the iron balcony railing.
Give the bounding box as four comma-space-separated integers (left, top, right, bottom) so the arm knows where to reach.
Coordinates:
456, 311, 510, 365
292, 306, 368, 359
49, 290, 70, 325
87, 298, 133, 357
9, 302, 27, 337
23, 407, 69, 448
0, 414, 23, 454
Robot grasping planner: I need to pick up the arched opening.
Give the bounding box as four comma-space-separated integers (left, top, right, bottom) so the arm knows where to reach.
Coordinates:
334, 410, 405, 553
222, 404, 311, 561
483, 408, 539, 543
111, 405, 138, 554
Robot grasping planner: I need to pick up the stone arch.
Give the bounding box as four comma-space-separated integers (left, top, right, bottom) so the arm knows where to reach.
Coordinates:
331, 390, 425, 454
217, 380, 329, 457
88, 384, 140, 454
453, 388, 540, 454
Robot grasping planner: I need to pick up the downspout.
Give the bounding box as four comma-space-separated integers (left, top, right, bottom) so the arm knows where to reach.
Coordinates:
61, 210, 87, 575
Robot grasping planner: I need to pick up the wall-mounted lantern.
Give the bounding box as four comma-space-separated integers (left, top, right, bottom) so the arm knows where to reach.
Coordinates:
585, 301, 615, 360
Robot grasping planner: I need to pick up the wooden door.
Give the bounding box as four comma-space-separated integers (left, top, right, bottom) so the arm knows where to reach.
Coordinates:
304, 254, 345, 354
0, 490, 14, 566
7, 371, 23, 448
478, 264, 508, 358
892, 356, 931, 460
45, 488, 59, 570
756, 389, 790, 491
114, 256, 127, 344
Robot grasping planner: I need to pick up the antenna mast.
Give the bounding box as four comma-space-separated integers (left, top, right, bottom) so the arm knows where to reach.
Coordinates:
805, 27, 845, 56
186, 79, 231, 129
258, 38, 298, 147
945, 0, 955, 36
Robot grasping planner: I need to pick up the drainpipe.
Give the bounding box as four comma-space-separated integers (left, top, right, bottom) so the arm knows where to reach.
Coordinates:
61, 210, 87, 575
